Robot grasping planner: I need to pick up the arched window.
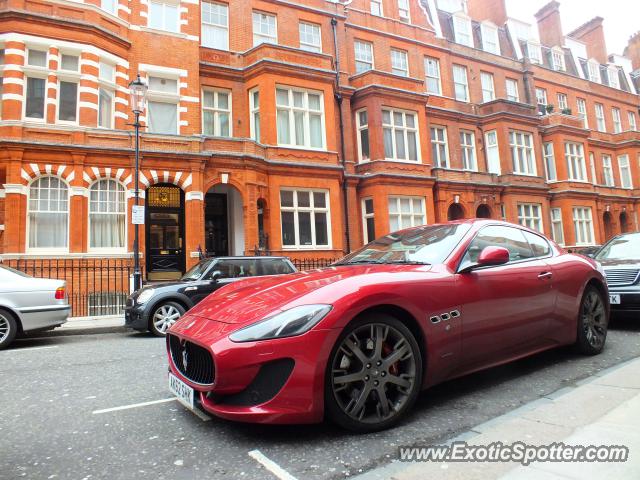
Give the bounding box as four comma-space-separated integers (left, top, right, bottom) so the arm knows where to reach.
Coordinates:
28, 176, 69, 249
89, 179, 126, 249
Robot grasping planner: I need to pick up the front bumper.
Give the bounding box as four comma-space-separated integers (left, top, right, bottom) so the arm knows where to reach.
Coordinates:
124, 303, 149, 330
166, 316, 340, 424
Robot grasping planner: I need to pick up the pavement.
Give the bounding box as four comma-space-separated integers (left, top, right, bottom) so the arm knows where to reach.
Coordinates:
47, 314, 126, 336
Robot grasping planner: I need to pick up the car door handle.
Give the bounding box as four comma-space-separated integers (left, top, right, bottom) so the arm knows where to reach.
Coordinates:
185, 286, 198, 292
538, 272, 553, 280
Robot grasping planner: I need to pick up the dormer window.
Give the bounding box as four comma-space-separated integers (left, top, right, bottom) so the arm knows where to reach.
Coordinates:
608, 66, 620, 89
481, 23, 500, 55
527, 41, 542, 64
587, 60, 600, 83
551, 47, 565, 71
453, 13, 473, 48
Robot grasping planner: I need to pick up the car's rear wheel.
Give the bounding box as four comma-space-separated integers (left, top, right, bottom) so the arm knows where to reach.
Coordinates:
325, 314, 422, 433
0, 309, 18, 350
149, 301, 185, 337
575, 286, 608, 355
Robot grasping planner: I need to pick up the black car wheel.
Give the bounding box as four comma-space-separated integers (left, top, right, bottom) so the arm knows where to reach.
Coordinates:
325, 314, 422, 433
149, 301, 186, 337
0, 309, 18, 350
575, 286, 608, 355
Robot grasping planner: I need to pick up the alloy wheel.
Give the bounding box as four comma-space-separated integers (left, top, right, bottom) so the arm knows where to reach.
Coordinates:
153, 305, 182, 334
330, 323, 417, 425
0, 314, 10, 344
581, 290, 607, 349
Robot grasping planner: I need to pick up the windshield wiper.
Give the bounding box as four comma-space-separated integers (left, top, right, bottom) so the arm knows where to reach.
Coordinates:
384, 260, 431, 265
334, 259, 385, 265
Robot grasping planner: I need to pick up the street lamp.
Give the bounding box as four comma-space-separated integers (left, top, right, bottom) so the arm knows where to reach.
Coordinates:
129, 74, 148, 292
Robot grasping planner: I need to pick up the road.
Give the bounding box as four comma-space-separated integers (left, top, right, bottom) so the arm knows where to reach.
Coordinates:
1, 316, 639, 480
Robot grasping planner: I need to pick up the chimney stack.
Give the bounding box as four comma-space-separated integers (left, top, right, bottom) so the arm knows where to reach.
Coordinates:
568, 17, 607, 63
624, 31, 640, 70
535, 1, 564, 48
467, 0, 507, 26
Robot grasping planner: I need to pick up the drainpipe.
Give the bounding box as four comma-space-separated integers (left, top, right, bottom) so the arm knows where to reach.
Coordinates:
331, 16, 351, 254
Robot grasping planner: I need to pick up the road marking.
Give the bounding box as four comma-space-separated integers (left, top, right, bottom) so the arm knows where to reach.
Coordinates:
92, 398, 177, 414
2, 345, 59, 353
248, 450, 298, 480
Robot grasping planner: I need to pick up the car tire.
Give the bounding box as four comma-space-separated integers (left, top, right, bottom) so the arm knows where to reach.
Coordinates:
574, 285, 609, 355
325, 313, 423, 433
149, 301, 186, 337
0, 309, 18, 350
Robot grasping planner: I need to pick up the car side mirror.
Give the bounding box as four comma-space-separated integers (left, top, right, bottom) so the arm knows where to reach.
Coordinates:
477, 246, 510, 267
209, 270, 222, 282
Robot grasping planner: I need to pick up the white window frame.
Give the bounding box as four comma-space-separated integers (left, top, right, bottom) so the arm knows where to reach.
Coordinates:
391, 48, 409, 77
148, 0, 179, 33
618, 155, 633, 189
430, 126, 449, 168
460, 130, 477, 171
24, 75, 47, 121
202, 88, 232, 137
201, 1, 229, 50
557, 93, 568, 111
356, 109, 370, 162
536, 87, 547, 114
57, 79, 79, 125
252, 11, 277, 46
506, 78, 519, 102
628, 111, 637, 131
453, 14, 473, 47
481, 23, 500, 55
587, 60, 600, 83
354, 40, 374, 74
146, 75, 180, 135
565, 142, 587, 182
517, 203, 543, 233
249, 88, 260, 142
398, 0, 410, 23
275, 86, 326, 150
608, 67, 620, 89
573, 207, 594, 246
509, 131, 536, 176
361, 198, 375, 244
485, 130, 500, 174
612, 107, 622, 133
388, 196, 426, 231
382, 108, 420, 162
550, 208, 564, 245
370, 0, 383, 16
595, 103, 606, 132
480, 72, 495, 102
424, 56, 441, 95
577, 98, 588, 128
59, 53, 80, 72
299, 21, 322, 53
543, 142, 556, 181
527, 41, 542, 64
552, 48, 565, 71
279, 189, 331, 249
88, 179, 127, 252
452, 64, 469, 102
101, 0, 118, 15
602, 154, 614, 187
27, 176, 70, 252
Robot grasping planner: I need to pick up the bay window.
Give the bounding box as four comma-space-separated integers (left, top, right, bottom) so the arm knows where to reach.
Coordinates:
602, 155, 614, 186
543, 142, 556, 181
565, 142, 586, 181
356, 109, 370, 161
202, 89, 231, 137
101, 0, 117, 14
382, 109, 419, 162
280, 189, 330, 248
485, 130, 500, 174
58, 81, 78, 123
481, 72, 495, 102
577, 98, 588, 128
362, 198, 375, 244
202, 1, 229, 50
25, 77, 46, 119
98, 62, 115, 129
89, 179, 126, 250
276, 87, 325, 149
28, 176, 69, 250
388, 196, 425, 231
550, 208, 564, 245
249, 88, 260, 142
509, 131, 536, 175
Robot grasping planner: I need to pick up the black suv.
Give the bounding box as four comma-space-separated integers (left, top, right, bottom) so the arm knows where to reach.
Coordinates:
595, 232, 640, 315
125, 256, 297, 336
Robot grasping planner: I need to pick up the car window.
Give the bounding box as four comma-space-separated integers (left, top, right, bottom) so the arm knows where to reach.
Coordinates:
213, 259, 258, 279
181, 258, 215, 281
596, 233, 640, 261
257, 259, 295, 275
462, 225, 534, 267
523, 231, 551, 258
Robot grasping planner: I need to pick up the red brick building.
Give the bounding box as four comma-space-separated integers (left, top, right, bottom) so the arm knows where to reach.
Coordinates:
1, 0, 639, 281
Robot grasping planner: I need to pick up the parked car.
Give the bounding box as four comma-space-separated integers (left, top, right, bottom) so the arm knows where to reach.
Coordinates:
595, 232, 640, 314
165, 220, 609, 432
567, 245, 601, 257
0, 265, 70, 349
125, 256, 297, 336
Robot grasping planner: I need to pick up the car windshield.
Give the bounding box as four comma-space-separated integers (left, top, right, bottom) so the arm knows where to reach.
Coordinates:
181, 258, 215, 281
595, 233, 640, 261
336, 223, 471, 266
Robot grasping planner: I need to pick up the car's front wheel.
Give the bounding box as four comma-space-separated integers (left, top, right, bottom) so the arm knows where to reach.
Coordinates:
325, 314, 422, 432
0, 309, 18, 350
149, 301, 186, 337
575, 285, 609, 355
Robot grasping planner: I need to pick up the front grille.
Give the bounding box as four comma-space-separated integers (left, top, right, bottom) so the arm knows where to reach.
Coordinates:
604, 269, 640, 287
169, 334, 215, 385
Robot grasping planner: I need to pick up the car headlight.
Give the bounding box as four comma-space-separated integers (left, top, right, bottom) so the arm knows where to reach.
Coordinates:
136, 288, 156, 305
229, 304, 332, 343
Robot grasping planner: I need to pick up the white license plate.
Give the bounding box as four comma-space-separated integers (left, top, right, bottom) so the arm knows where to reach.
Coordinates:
610, 294, 621, 305
168, 372, 194, 410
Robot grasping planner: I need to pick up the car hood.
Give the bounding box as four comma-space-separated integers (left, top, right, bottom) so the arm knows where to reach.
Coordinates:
175, 264, 433, 327
597, 259, 640, 268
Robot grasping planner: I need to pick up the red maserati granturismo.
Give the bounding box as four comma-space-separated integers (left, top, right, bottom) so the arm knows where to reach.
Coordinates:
166, 220, 609, 432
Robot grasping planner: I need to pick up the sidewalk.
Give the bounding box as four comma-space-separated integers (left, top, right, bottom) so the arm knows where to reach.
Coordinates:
356, 357, 640, 480
49, 314, 126, 335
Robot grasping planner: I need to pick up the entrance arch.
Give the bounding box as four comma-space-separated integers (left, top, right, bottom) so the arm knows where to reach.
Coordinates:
476, 204, 491, 219
204, 183, 245, 256
620, 212, 629, 233
447, 203, 465, 221
603, 211, 613, 240
146, 184, 185, 280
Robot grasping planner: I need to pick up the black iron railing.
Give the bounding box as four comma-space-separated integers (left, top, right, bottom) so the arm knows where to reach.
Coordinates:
291, 258, 338, 271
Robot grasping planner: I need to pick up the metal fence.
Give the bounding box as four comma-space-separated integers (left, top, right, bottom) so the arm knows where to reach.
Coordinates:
2, 258, 137, 318
291, 258, 338, 271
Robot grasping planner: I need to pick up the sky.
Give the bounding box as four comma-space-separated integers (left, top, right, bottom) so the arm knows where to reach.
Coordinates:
505, 0, 640, 56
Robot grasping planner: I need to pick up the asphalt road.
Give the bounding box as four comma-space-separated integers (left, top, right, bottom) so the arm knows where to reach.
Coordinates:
1, 316, 639, 480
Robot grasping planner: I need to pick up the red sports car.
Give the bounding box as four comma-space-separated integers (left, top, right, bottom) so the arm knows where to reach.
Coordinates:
166, 220, 609, 432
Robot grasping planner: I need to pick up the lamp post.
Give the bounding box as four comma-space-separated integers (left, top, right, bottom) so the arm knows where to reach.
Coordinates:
129, 74, 148, 292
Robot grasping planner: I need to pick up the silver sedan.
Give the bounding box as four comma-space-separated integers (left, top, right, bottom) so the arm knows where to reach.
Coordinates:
0, 265, 71, 349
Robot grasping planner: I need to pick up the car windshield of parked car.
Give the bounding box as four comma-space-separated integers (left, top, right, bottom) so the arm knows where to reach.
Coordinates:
336, 223, 471, 265
595, 233, 640, 261
181, 258, 215, 281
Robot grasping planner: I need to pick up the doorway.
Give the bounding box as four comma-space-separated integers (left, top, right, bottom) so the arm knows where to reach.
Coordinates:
620, 212, 629, 233
204, 184, 245, 257
447, 203, 465, 221
603, 211, 613, 240
476, 204, 491, 218
146, 184, 185, 280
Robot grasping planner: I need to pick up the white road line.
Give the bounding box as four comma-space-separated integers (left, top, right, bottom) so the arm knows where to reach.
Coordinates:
2, 345, 59, 353
92, 398, 177, 414
248, 450, 299, 480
